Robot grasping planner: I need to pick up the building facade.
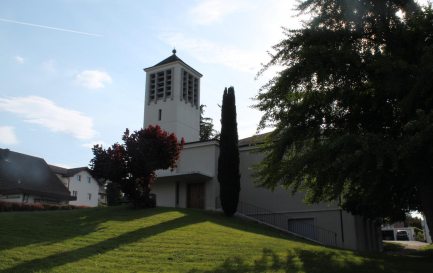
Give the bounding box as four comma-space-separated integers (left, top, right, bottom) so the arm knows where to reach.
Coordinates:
50, 166, 106, 207
146, 51, 382, 251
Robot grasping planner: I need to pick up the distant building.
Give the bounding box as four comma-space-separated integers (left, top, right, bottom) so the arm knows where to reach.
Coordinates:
143, 51, 382, 252
0, 148, 75, 204
50, 165, 106, 207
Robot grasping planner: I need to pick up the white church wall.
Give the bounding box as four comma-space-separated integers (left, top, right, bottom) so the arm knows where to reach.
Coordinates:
157, 142, 218, 178
153, 181, 176, 207
154, 142, 219, 209
175, 104, 200, 142
238, 147, 339, 212
238, 146, 368, 250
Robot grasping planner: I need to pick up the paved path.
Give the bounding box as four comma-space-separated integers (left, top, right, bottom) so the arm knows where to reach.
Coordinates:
383, 240, 430, 250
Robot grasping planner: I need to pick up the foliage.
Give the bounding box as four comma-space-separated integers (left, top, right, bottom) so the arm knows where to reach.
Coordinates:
105, 181, 123, 206
405, 214, 422, 230
1, 207, 433, 273
254, 0, 433, 235
218, 87, 240, 216
200, 105, 219, 141
0, 201, 83, 212
90, 125, 184, 208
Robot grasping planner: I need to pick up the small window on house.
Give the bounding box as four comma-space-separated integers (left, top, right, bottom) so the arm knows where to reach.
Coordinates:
88, 193, 92, 200
22, 194, 29, 203
72, 191, 77, 197
87, 176, 91, 183
77, 175, 81, 181
158, 109, 162, 121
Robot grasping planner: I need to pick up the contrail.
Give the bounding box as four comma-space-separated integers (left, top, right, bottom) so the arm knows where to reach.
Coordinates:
0, 17, 102, 37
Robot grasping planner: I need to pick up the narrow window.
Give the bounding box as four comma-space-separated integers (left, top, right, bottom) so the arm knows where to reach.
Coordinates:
88, 193, 92, 200
72, 191, 77, 197
175, 182, 180, 207
77, 175, 81, 182
158, 109, 162, 121
87, 176, 91, 183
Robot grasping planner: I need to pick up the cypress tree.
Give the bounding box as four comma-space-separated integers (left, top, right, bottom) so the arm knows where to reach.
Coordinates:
218, 87, 240, 216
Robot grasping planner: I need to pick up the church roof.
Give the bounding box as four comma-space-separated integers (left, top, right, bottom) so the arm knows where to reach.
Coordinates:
238, 132, 271, 147
144, 49, 203, 77
0, 149, 75, 201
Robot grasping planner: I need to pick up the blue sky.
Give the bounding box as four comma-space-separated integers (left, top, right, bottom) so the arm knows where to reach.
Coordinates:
1, 0, 431, 168
0, 0, 302, 167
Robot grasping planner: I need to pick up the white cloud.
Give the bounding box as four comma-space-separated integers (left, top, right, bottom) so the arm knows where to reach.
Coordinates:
81, 140, 107, 149
159, 32, 262, 72
0, 126, 18, 145
15, 55, 24, 64
189, 0, 246, 25
0, 96, 97, 140
75, 70, 112, 90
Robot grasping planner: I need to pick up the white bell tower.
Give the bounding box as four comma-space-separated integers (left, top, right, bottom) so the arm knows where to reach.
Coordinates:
143, 50, 202, 142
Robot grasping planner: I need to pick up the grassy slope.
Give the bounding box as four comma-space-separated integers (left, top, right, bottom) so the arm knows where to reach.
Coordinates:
0, 207, 431, 273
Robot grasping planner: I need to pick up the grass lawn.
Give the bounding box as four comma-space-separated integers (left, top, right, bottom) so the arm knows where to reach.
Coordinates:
0, 206, 432, 273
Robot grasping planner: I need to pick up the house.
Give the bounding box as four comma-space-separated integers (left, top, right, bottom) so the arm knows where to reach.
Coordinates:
143, 51, 382, 251
0, 148, 75, 204
50, 165, 106, 207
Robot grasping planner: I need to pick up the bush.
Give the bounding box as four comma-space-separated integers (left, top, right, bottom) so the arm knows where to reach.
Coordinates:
0, 201, 85, 212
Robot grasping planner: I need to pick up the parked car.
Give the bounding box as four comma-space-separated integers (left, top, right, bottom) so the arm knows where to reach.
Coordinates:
396, 230, 409, 241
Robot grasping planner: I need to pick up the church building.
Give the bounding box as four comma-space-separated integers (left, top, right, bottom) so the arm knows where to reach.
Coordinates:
144, 50, 382, 252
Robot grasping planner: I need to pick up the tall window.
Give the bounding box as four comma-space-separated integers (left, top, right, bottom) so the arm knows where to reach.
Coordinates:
77, 175, 81, 182
158, 109, 162, 121
175, 182, 180, 207
87, 176, 91, 183
149, 69, 173, 103
72, 191, 77, 197
88, 193, 92, 200
181, 69, 199, 107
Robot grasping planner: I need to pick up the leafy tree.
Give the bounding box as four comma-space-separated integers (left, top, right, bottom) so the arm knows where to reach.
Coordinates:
90, 125, 184, 208
200, 104, 219, 141
218, 87, 240, 216
254, 0, 433, 238
105, 181, 122, 206
404, 214, 422, 230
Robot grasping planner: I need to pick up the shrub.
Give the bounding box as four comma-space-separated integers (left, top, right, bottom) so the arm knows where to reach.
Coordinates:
0, 201, 85, 212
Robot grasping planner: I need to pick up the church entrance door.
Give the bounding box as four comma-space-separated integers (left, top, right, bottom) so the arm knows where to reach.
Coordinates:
187, 183, 205, 209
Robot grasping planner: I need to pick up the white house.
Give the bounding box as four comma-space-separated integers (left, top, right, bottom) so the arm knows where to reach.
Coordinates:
50, 166, 106, 207
144, 50, 382, 252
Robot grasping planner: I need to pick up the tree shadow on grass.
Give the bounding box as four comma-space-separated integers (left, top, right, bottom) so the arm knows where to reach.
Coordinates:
0, 211, 204, 273
188, 247, 433, 273
0, 206, 176, 252
200, 210, 309, 245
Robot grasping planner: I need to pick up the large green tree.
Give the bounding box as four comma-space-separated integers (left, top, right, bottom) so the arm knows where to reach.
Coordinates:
254, 0, 433, 237
218, 87, 240, 216
90, 125, 184, 208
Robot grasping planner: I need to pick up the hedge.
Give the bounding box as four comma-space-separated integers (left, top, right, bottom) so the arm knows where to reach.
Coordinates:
0, 201, 88, 212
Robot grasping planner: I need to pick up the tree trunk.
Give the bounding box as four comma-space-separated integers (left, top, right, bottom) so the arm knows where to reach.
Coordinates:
419, 183, 433, 241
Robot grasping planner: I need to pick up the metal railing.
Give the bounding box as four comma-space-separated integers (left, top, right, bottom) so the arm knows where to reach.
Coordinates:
216, 197, 337, 247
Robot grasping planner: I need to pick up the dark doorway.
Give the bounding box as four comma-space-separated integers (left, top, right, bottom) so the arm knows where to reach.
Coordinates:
187, 183, 205, 209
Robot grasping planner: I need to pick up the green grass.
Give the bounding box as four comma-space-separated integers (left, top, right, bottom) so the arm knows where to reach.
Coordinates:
0, 206, 432, 273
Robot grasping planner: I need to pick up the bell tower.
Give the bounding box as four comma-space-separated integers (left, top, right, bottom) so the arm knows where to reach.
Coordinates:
143, 50, 202, 142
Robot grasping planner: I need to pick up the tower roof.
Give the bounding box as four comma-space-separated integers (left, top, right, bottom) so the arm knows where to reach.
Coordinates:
144, 50, 202, 77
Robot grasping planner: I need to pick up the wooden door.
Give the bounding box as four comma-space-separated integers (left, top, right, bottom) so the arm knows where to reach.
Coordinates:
187, 183, 204, 209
